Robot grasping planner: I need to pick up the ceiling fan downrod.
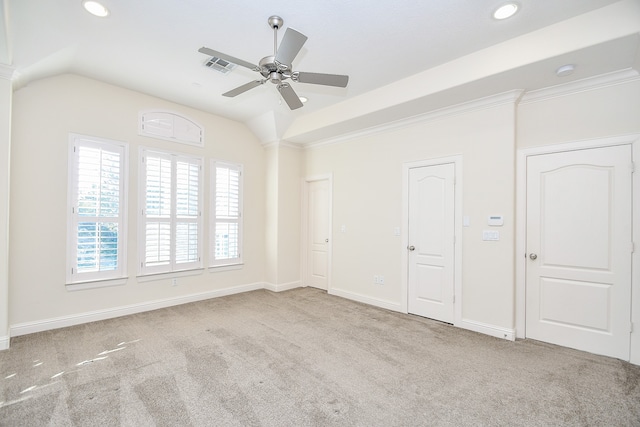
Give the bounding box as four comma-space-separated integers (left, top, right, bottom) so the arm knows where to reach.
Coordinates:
268, 15, 283, 56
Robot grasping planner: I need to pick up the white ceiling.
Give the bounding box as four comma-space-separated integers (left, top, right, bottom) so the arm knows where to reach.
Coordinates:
2, 0, 639, 144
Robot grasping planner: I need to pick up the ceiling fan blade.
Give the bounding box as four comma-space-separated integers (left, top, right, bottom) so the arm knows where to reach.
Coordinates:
222, 80, 264, 97
274, 28, 308, 68
198, 47, 258, 71
295, 72, 349, 88
277, 83, 304, 110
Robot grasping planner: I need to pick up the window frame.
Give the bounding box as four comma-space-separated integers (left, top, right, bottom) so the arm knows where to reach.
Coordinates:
66, 133, 129, 286
138, 147, 204, 277
210, 160, 243, 268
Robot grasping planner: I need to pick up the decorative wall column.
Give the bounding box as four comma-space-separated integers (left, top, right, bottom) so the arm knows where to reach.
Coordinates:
263, 141, 302, 290
0, 65, 13, 350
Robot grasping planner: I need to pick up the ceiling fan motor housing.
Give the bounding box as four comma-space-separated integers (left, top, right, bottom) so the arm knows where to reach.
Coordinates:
259, 56, 287, 83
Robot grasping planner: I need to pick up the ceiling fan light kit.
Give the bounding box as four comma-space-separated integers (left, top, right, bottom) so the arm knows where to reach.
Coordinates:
199, 15, 349, 110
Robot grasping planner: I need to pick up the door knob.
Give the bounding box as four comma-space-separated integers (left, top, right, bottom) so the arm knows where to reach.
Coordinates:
407, 245, 415, 251
325, 238, 329, 243
529, 253, 537, 260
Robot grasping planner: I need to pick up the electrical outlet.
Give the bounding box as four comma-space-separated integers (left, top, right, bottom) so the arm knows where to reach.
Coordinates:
379, 275, 385, 285
171, 278, 178, 286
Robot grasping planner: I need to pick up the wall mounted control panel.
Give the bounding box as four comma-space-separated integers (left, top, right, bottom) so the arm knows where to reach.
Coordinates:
488, 215, 504, 226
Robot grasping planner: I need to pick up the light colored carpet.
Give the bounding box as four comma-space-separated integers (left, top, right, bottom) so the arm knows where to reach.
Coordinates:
1, 287, 639, 426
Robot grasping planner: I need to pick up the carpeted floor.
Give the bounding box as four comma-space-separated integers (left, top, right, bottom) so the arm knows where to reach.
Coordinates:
1, 287, 639, 426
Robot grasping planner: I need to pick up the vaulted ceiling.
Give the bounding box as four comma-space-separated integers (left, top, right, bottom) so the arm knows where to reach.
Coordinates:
2, 0, 639, 145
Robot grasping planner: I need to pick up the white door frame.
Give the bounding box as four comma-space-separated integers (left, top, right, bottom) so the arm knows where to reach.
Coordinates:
515, 134, 640, 364
401, 155, 463, 326
301, 174, 333, 292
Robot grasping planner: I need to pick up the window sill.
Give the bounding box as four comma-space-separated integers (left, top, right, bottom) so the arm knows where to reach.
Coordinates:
209, 263, 244, 273
136, 268, 204, 283
66, 277, 128, 291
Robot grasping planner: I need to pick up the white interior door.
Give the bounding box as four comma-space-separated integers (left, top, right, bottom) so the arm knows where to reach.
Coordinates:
408, 163, 455, 323
307, 179, 329, 290
526, 145, 632, 360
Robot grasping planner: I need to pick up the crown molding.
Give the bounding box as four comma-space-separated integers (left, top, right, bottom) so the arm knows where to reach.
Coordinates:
262, 140, 303, 150
0, 64, 15, 81
520, 68, 640, 105
299, 89, 524, 150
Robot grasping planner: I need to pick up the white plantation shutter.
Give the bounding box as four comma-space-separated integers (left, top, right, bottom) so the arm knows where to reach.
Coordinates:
144, 154, 172, 268
211, 161, 242, 266
140, 148, 202, 275
175, 159, 200, 264
68, 135, 127, 284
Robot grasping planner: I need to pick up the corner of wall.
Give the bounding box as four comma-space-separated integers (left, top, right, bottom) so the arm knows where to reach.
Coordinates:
0, 334, 8, 350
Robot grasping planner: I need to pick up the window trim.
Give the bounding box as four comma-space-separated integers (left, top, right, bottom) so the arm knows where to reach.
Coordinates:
210, 160, 243, 268
138, 147, 204, 277
66, 133, 129, 285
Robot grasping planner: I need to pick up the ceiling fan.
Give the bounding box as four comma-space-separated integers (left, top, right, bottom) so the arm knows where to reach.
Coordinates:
198, 15, 349, 110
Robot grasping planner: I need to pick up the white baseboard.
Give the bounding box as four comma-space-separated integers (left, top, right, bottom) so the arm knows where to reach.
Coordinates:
329, 288, 403, 313
10, 282, 265, 337
264, 281, 302, 292
0, 335, 9, 350
458, 319, 516, 341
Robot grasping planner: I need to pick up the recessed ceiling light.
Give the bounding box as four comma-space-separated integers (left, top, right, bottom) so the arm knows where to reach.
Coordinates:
82, 0, 110, 17
493, 3, 518, 20
556, 64, 575, 77
299, 96, 308, 103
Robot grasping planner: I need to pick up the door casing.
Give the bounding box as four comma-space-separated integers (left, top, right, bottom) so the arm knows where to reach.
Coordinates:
515, 134, 640, 364
301, 174, 333, 291
402, 155, 462, 326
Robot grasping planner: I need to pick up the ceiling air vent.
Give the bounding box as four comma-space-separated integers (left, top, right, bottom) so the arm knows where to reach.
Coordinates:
204, 56, 237, 74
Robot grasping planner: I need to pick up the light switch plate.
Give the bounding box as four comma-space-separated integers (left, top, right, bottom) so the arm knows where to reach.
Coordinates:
482, 230, 500, 241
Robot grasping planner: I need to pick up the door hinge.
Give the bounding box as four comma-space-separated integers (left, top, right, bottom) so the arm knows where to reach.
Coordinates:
452, 295, 455, 304
632, 242, 636, 254
631, 162, 635, 173
631, 322, 634, 333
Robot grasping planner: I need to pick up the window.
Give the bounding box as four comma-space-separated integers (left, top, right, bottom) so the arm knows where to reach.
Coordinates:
210, 160, 243, 267
139, 110, 204, 147
67, 134, 128, 284
139, 148, 203, 276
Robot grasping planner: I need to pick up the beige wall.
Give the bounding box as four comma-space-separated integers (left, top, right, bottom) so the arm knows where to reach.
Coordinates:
9, 74, 266, 326
304, 101, 517, 330
518, 79, 640, 147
